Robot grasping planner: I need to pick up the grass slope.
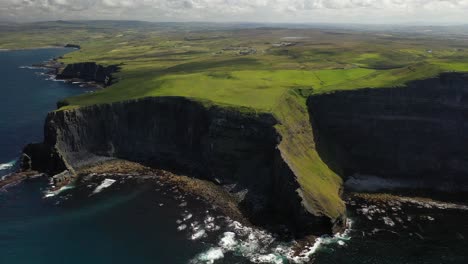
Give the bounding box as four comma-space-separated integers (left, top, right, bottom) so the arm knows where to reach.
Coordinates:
274, 90, 345, 218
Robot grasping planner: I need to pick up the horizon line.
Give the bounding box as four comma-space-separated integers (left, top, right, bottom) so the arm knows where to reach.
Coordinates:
2, 19, 468, 28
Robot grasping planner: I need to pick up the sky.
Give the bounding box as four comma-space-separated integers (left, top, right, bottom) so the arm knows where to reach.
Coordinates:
2, 0, 468, 25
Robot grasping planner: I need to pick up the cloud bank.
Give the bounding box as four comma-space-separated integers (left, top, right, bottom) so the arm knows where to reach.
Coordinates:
2, 0, 468, 24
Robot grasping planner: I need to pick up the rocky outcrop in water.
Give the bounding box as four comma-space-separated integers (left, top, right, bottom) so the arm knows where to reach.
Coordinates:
307, 72, 468, 191
56, 62, 118, 86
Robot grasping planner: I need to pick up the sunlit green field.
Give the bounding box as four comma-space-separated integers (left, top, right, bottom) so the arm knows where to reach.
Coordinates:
2, 21, 468, 112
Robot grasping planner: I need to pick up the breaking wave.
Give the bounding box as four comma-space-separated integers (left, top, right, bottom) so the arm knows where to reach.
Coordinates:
44, 185, 75, 198
0, 159, 17, 174
92, 179, 116, 194
19, 66, 42, 70
189, 215, 353, 264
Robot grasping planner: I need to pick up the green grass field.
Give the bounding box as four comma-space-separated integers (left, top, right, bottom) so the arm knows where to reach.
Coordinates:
2, 21, 468, 219
12, 23, 461, 112
3, 21, 467, 112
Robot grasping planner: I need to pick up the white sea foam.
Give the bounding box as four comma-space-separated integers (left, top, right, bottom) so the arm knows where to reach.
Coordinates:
189, 213, 353, 263
191, 247, 224, 264
183, 213, 193, 221
178, 224, 187, 231
0, 160, 16, 171
203, 215, 218, 231
19, 66, 42, 70
251, 253, 284, 264
249, 218, 351, 263
92, 179, 116, 194
191, 221, 201, 230
219, 232, 237, 250
191, 229, 207, 240
44, 185, 75, 198
382, 217, 395, 227
204, 215, 215, 223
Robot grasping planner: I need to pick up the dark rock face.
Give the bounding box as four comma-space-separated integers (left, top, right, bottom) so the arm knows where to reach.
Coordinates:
56, 62, 118, 86
21, 143, 66, 174
308, 72, 468, 191
64, 44, 81, 49
27, 96, 332, 236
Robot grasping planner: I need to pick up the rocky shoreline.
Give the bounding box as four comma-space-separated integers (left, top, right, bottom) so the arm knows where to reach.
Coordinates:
0, 159, 250, 226
75, 159, 251, 227
32, 58, 64, 75
32, 59, 119, 90
76, 161, 337, 261
55, 62, 119, 87
0, 45, 73, 52
26, 45, 118, 90
1, 158, 326, 257
0, 170, 44, 191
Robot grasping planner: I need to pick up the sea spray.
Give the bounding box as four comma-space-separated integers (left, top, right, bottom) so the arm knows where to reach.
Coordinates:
190, 217, 353, 264
92, 178, 116, 194
191, 247, 224, 264
44, 184, 75, 198
0, 159, 16, 171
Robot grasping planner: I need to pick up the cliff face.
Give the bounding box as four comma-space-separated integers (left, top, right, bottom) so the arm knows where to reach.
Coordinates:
308, 72, 468, 191
56, 62, 118, 86
27, 97, 336, 236
25, 72, 468, 236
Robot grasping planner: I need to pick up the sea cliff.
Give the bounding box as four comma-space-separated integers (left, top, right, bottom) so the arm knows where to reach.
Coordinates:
56, 62, 118, 86
308, 72, 468, 191
21, 72, 468, 237
24, 97, 339, 236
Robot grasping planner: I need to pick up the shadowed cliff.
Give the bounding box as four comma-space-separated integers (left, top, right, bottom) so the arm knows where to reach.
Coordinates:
56, 62, 119, 86
24, 96, 339, 237
308, 72, 468, 192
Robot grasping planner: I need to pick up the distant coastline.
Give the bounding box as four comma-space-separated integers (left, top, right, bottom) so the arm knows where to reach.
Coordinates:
0, 45, 79, 52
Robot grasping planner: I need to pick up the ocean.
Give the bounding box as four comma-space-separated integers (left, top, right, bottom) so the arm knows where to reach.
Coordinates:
0, 48, 467, 264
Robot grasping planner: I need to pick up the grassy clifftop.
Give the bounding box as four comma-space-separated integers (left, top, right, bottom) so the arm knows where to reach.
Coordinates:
3, 22, 468, 112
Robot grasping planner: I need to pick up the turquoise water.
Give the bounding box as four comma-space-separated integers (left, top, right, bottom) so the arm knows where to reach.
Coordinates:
0, 49, 467, 264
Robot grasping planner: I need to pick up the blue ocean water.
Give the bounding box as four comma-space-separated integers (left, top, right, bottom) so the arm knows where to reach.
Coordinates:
0, 48, 90, 174
0, 49, 467, 264
0, 49, 208, 264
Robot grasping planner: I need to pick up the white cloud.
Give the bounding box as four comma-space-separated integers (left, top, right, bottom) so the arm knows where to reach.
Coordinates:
1, 0, 468, 24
